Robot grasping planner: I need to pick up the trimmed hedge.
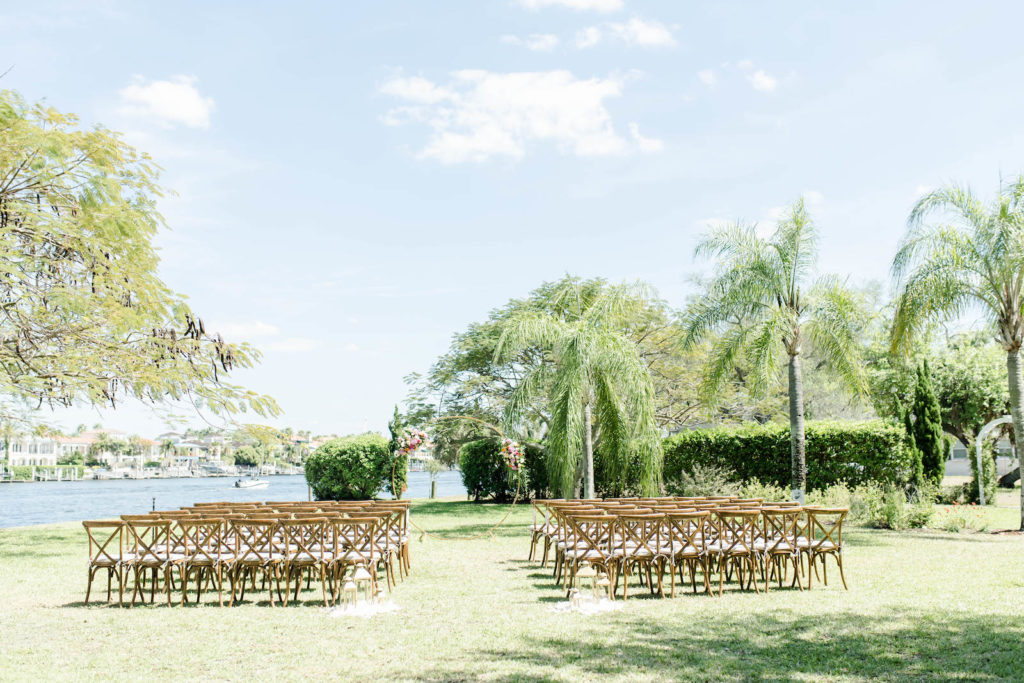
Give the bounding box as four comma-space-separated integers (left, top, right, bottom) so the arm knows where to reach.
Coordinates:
459, 438, 522, 503
305, 434, 394, 501
522, 443, 549, 500
663, 420, 915, 490
8, 465, 85, 480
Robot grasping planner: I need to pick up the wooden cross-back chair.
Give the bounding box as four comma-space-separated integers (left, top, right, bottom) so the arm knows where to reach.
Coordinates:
664, 511, 711, 596
372, 503, 412, 576
710, 510, 762, 596
529, 500, 559, 563
802, 507, 848, 590
279, 519, 330, 606
550, 504, 601, 584
331, 517, 380, 601
760, 507, 803, 591
124, 519, 175, 607
83, 520, 124, 606
178, 519, 228, 606
563, 513, 617, 600
614, 513, 664, 600
230, 519, 284, 606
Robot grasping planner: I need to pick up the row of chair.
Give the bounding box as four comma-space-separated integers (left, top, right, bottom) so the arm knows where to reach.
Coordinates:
529, 496, 848, 598
82, 500, 411, 607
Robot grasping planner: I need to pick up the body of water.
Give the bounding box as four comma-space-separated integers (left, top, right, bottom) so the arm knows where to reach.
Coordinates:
0, 470, 467, 528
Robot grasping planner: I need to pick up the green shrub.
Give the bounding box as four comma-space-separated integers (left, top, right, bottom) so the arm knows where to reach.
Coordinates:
57, 453, 84, 466
593, 443, 657, 498
144, 460, 162, 468
665, 462, 740, 497
10, 466, 32, 480
966, 440, 998, 504
907, 361, 947, 488
522, 443, 549, 500
937, 483, 972, 505
663, 420, 915, 491
232, 446, 261, 467
739, 479, 790, 501
304, 434, 394, 501
7, 465, 84, 480
805, 481, 932, 530
459, 438, 520, 503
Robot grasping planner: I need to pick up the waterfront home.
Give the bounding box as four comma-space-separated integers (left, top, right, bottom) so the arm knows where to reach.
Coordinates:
2, 430, 160, 468
4, 436, 59, 467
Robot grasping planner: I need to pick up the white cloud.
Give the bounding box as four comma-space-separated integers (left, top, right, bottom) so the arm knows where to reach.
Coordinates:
118, 75, 215, 129
380, 69, 658, 163
378, 76, 451, 104
576, 17, 675, 48
501, 33, 560, 51
700, 61, 785, 93
755, 206, 787, 237
628, 122, 664, 153
607, 17, 676, 46
747, 69, 778, 93
915, 184, 933, 196
216, 321, 280, 339
344, 343, 360, 352
266, 337, 321, 353
575, 26, 603, 48
803, 190, 825, 210
516, 0, 623, 11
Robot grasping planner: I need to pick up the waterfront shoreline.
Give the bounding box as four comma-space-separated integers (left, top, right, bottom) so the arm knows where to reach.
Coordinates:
0, 470, 468, 528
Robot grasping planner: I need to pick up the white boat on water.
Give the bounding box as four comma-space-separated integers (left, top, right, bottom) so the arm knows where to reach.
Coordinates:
234, 477, 269, 489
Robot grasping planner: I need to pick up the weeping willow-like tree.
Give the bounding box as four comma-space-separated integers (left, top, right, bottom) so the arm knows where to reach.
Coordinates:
683, 198, 867, 501
892, 178, 1024, 528
493, 281, 662, 498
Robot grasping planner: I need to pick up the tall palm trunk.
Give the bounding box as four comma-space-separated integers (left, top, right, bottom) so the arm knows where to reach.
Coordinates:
788, 353, 806, 503
1006, 350, 1024, 530
583, 402, 595, 499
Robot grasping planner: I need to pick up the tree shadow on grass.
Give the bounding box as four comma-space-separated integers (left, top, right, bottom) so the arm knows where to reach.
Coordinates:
413, 609, 1024, 681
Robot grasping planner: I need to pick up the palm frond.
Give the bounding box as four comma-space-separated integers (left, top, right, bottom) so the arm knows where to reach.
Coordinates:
908, 184, 987, 233
805, 275, 869, 396
743, 309, 789, 396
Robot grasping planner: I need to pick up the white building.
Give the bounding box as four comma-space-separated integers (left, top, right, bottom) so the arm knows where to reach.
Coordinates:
5, 436, 58, 467
3, 429, 159, 468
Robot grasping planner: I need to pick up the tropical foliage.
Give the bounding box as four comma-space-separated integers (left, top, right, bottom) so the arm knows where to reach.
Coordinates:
683, 198, 868, 500
892, 178, 1024, 528
494, 280, 662, 497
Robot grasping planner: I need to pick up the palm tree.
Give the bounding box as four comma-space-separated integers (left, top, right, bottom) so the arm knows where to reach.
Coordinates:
90, 432, 118, 462
683, 198, 867, 502
494, 281, 662, 498
0, 420, 21, 467
159, 439, 177, 465
892, 179, 1024, 529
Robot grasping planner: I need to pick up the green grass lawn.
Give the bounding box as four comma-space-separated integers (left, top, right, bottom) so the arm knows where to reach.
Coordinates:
1, 499, 1023, 682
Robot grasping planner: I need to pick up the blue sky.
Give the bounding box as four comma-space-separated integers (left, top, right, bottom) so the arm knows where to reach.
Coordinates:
3, 0, 1024, 437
